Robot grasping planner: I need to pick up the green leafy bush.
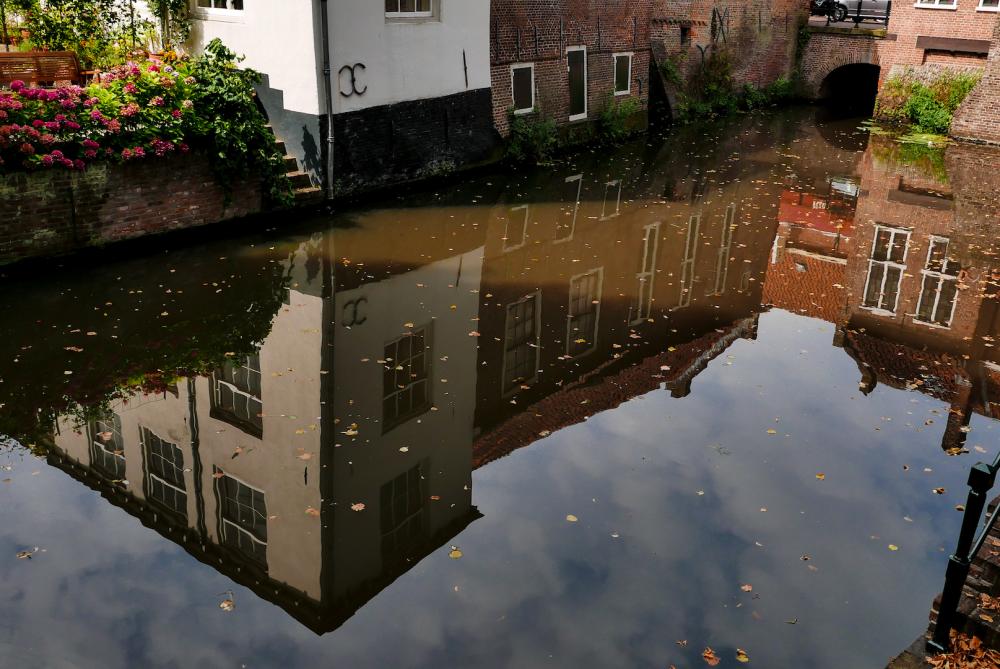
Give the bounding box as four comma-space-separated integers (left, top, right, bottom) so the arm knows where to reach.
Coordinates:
875, 69, 982, 134
506, 112, 558, 164
598, 96, 642, 144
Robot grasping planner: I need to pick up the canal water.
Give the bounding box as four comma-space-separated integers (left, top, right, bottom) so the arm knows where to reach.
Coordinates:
2, 107, 999, 668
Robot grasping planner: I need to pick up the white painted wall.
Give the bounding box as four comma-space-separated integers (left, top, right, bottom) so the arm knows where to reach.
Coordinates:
188, 0, 324, 115
328, 0, 491, 113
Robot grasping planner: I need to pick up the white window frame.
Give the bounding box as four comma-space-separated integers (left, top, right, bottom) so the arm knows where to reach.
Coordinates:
710, 204, 737, 296
632, 222, 661, 324
914, 0, 958, 8
503, 205, 530, 252
385, 0, 434, 19
555, 174, 583, 243
511, 63, 536, 115
501, 291, 542, 397
566, 268, 604, 357
601, 179, 623, 220
192, 0, 245, 22
978, 0, 1000, 11
861, 225, 910, 316
613, 52, 633, 96
677, 215, 700, 309
140, 426, 187, 516
914, 235, 960, 329
216, 470, 268, 557
567, 45, 588, 121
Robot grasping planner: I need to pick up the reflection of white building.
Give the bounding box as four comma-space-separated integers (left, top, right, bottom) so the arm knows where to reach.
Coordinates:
49, 239, 482, 633
188, 0, 497, 194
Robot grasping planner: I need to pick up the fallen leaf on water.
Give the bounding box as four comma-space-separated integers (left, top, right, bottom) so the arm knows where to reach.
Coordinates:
933, 487, 946, 495
16, 547, 39, 559
740, 584, 753, 592
305, 507, 320, 517
736, 648, 750, 663
676, 640, 688, 648
449, 547, 463, 559
297, 452, 312, 461
350, 503, 366, 512
399, 447, 409, 453
219, 591, 235, 612
702, 647, 721, 666
212, 471, 225, 479
888, 544, 899, 551
766, 429, 777, 435
815, 473, 826, 480
566, 514, 579, 523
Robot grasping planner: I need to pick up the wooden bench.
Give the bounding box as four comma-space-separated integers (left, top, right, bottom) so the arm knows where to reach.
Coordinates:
0, 51, 94, 88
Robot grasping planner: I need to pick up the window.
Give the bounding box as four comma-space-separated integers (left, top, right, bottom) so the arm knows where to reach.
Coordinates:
196, 0, 243, 10
503, 293, 540, 394
862, 225, 910, 314
216, 471, 267, 567
915, 237, 960, 327
503, 205, 530, 252
211, 354, 263, 438
601, 179, 623, 220
915, 0, 957, 7
555, 174, 583, 242
567, 269, 603, 357
979, 0, 1000, 10
142, 428, 187, 519
633, 223, 661, 323
511, 64, 535, 115
613, 53, 633, 95
385, 0, 432, 17
380, 464, 426, 563
710, 204, 737, 296
89, 415, 126, 480
383, 327, 431, 431
677, 216, 699, 308
680, 26, 691, 45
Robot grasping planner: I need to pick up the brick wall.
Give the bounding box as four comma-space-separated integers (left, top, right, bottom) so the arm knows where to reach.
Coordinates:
0, 154, 262, 266
952, 15, 1000, 144
881, 0, 997, 73
800, 31, 884, 98
490, 0, 653, 136
650, 0, 806, 102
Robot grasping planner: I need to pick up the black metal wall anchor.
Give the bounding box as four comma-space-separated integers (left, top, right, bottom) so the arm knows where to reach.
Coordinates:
928, 453, 1000, 653
342, 298, 368, 326
338, 63, 367, 97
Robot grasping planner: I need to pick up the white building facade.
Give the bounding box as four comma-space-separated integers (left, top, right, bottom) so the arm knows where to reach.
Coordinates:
188, 0, 498, 195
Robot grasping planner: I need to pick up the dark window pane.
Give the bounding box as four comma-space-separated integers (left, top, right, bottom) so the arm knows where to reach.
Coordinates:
615, 56, 630, 92
512, 66, 533, 111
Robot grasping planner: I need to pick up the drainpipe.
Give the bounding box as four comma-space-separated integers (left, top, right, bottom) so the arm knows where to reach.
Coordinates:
319, 0, 335, 200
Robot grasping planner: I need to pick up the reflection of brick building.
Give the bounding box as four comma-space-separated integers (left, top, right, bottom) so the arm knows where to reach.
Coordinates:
837, 136, 1000, 453
490, 0, 653, 137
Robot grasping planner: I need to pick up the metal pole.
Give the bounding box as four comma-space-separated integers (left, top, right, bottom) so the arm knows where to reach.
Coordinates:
928, 461, 998, 652
319, 0, 335, 201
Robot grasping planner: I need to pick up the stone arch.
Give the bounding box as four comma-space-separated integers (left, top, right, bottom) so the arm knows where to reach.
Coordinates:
799, 33, 882, 99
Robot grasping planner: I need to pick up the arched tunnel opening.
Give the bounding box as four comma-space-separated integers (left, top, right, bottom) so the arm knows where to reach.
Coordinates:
818, 63, 881, 119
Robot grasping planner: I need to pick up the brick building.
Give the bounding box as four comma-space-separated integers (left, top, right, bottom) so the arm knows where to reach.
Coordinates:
490, 0, 653, 137
952, 16, 1000, 144
651, 0, 806, 91
880, 0, 999, 73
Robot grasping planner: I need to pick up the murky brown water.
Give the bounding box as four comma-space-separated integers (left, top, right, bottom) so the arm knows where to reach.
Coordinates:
2, 107, 1000, 668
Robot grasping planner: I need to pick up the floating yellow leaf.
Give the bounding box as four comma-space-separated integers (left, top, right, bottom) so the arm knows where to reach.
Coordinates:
566, 514, 579, 523
736, 648, 750, 663
816, 473, 826, 480
888, 544, 899, 551
449, 547, 463, 559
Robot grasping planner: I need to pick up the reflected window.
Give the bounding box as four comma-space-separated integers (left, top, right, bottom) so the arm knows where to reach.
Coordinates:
613, 53, 633, 95
216, 470, 267, 568
503, 205, 530, 252
385, 0, 432, 16
380, 464, 426, 563
710, 204, 737, 296
633, 223, 661, 322
915, 236, 960, 328
567, 269, 603, 357
677, 216, 699, 309
211, 354, 263, 438
555, 174, 583, 242
863, 225, 910, 314
503, 293, 540, 393
383, 327, 431, 431
141, 427, 186, 519
89, 415, 126, 480
601, 179, 623, 220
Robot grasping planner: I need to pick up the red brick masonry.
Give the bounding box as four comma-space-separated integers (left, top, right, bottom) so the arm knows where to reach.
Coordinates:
952, 16, 1000, 145
0, 154, 262, 266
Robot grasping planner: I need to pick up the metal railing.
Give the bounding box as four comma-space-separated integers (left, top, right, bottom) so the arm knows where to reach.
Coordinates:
927, 450, 1000, 653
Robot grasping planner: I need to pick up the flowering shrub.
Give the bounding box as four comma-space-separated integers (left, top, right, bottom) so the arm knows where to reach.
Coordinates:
0, 39, 291, 205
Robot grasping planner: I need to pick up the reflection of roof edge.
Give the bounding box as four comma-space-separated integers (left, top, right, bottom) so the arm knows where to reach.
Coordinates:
472, 314, 762, 469
46, 451, 481, 636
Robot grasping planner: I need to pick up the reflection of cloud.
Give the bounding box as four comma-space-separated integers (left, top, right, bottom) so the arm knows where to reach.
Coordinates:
0, 310, 985, 668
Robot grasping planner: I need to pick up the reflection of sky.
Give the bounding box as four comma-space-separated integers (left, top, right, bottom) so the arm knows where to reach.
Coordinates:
1, 310, 995, 668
